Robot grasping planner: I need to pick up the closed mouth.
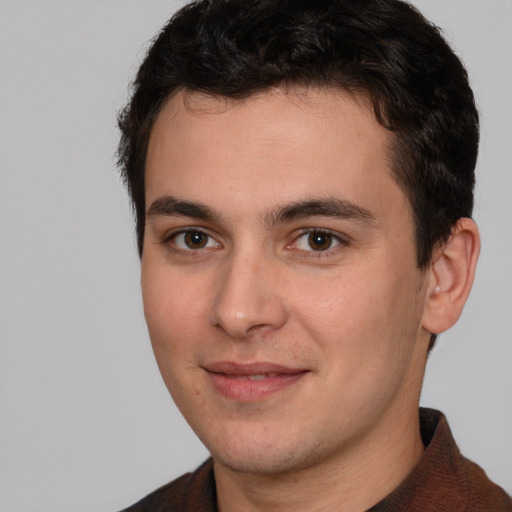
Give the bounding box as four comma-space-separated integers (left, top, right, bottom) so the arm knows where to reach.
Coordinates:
204, 361, 307, 376
203, 361, 309, 401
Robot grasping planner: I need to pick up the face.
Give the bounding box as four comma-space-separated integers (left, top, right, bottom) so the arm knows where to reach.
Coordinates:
142, 88, 432, 476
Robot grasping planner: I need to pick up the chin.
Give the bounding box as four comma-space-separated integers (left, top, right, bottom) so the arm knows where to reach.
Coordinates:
206, 430, 325, 476
213, 450, 307, 476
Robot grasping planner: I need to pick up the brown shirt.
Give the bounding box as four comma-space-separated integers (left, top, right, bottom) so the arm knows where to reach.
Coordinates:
122, 409, 511, 511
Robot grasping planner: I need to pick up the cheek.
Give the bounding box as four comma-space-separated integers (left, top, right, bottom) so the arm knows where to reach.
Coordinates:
293, 271, 425, 426
292, 270, 386, 335
141, 266, 209, 362
292, 265, 423, 363
142, 269, 212, 411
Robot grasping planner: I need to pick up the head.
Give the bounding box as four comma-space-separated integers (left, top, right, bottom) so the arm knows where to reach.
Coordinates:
118, 0, 479, 270
117, 0, 480, 494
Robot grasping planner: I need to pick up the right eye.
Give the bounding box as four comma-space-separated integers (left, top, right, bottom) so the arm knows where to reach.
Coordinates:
169, 230, 220, 251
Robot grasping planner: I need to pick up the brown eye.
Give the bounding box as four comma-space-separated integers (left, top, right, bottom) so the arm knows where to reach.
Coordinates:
168, 229, 220, 253
308, 232, 333, 251
184, 231, 208, 249
292, 230, 344, 254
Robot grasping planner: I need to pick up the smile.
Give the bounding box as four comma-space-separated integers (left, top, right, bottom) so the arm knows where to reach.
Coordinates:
203, 362, 308, 402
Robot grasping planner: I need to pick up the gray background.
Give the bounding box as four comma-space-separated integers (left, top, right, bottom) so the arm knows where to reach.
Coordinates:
1, 1, 510, 510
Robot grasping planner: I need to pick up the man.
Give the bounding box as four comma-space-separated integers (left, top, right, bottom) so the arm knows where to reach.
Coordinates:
117, 0, 511, 510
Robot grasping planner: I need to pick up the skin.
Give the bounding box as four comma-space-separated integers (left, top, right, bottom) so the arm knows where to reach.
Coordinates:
141, 87, 479, 511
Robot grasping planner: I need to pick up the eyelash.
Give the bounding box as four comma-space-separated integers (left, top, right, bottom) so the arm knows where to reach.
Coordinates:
162, 228, 221, 254
290, 228, 350, 257
161, 227, 349, 257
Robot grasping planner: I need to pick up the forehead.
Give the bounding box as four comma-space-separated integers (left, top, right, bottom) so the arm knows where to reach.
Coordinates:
145, 87, 406, 226
149, 87, 381, 154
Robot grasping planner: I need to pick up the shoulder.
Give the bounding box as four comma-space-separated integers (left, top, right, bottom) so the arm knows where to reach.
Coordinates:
454, 449, 512, 511
119, 459, 216, 512
425, 409, 511, 510
371, 409, 511, 511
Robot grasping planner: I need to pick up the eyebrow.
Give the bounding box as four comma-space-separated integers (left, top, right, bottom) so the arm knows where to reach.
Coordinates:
146, 195, 218, 221
264, 198, 376, 227
146, 195, 375, 226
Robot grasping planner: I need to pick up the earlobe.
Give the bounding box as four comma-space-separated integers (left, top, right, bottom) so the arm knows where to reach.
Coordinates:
422, 218, 480, 334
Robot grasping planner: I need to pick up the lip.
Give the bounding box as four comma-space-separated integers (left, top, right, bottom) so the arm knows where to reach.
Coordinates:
203, 361, 309, 402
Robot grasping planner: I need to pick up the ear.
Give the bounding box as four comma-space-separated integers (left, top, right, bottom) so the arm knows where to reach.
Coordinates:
422, 218, 480, 334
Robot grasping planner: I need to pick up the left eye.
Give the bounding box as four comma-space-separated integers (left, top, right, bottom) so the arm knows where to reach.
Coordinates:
172, 230, 219, 250
294, 231, 342, 252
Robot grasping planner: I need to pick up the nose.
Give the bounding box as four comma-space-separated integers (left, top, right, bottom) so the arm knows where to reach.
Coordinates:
208, 250, 288, 339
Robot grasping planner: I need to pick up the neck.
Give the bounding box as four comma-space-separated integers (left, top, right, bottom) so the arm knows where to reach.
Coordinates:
214, 404, 425, 512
